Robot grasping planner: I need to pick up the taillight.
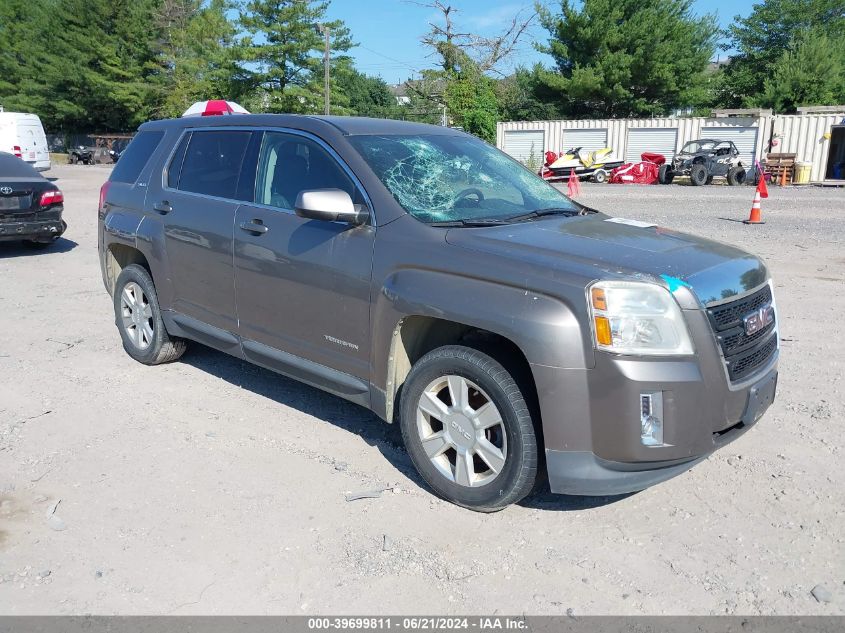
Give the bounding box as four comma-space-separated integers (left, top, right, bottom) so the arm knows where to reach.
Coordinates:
13, 145, 22, 159
99, 181, 111, 212
40, 189, 64, 206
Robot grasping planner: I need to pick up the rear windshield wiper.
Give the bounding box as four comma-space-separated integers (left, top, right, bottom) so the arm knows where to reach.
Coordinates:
500, 207, 580, 223
429, 218, 511, 227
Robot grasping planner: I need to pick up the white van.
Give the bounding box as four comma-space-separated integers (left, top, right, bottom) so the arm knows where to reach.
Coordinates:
0, 111, 51, 171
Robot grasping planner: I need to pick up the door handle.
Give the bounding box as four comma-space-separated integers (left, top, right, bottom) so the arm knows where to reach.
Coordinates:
239, 219, 269, 235
153, 201, 172, 214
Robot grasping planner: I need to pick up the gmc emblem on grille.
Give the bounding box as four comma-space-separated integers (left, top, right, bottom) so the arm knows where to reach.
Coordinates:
743, 303, 775, 336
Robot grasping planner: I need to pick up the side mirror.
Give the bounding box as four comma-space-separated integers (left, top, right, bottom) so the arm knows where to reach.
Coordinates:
294, 189, 368, 225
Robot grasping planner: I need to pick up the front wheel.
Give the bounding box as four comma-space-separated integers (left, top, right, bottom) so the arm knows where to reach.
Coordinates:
399, 345, 538, 512
690, 163, 708, 186
113, 264, 186, 365
592, 169, 607, 184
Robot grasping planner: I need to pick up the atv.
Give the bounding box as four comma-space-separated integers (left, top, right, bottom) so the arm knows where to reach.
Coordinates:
540, 146, 625, 184
659, 139, 747, 186
68, 146, 95, 165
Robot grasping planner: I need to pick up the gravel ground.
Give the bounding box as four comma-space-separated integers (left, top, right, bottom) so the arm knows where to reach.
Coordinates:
1, 165, 843, 615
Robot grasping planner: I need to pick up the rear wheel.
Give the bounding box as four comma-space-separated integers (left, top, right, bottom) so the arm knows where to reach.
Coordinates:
592, 169, 607, 184
658, 164, 674, 184
690, 163, 708, 186
727, 165, 747, 186
114, 264, 186, 365
399, 345, 538, 512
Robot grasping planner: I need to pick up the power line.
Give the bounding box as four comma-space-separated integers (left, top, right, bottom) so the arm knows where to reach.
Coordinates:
356, 44, 426, 74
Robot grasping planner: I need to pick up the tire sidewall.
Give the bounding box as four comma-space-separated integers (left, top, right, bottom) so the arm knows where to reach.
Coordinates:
728, 166, 746, 186
690, 163, 708, 185
113, 265, 168, 364
400, 348, 536, 511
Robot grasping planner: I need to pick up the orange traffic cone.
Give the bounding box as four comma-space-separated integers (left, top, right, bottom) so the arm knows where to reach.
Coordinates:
780, 168, 788, 187
744, 190, 764, 224
567, 168, 581, 198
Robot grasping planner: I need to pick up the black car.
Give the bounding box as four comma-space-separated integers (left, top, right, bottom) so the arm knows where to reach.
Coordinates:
659, 139, 748, 186
0, 152, 66, 247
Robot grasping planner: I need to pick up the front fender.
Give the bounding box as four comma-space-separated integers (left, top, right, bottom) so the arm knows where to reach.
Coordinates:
370, 268, 594, 418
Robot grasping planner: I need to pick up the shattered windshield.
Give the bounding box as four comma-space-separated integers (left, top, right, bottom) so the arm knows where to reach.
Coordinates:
350, 134, 578, 224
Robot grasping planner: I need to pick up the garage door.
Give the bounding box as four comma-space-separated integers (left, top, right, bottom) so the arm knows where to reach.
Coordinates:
562, 129, 607, 152
701, 126, 758, 168
503, 130, 544, 165
625, 128, 678, 162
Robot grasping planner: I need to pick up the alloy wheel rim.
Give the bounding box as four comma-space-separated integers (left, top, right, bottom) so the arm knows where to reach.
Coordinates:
416, 375, 507, 488
120, 282, 154, 350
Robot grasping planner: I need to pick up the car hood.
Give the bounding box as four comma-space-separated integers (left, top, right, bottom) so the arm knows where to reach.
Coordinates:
444, 213, 768, 306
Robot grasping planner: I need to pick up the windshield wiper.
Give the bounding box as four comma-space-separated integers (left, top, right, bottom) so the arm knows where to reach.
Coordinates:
429, 218, 511, 227
500, 207, 580, 223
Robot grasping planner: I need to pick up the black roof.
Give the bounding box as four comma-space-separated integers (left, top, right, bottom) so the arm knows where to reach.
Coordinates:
139, 113, 461, 137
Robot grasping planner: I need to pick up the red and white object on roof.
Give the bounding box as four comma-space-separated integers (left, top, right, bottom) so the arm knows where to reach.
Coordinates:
182, 100, 249, 117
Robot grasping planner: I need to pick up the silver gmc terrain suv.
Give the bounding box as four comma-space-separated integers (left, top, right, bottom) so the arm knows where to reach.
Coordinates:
98, 115, 778, 511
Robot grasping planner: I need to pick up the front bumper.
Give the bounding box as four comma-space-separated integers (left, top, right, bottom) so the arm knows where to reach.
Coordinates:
545, 363, 777, 495
532, 305, 778, 496
0, 215, 66, 242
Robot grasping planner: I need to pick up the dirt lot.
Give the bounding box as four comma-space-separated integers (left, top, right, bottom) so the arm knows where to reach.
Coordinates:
1, 165, 843, 615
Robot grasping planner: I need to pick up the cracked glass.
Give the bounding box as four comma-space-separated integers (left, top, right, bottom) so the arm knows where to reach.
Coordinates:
350, 134, 578, 223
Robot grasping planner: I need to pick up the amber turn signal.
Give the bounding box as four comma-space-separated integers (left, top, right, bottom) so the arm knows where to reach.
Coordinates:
594, 316, 612, 346
591, 287, 607, 311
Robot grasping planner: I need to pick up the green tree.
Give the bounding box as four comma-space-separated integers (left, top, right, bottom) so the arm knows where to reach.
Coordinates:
495, 66, 563, 122
444, 72, 498, 142
334, 67, 402, 118
0, 1, 49, 114
535, 0, 718, 118
236, 0, 353, 114
19, 0, 163, 131
155, 0, 241, 118
753, 31, 845, 112
719, 0, 845, 107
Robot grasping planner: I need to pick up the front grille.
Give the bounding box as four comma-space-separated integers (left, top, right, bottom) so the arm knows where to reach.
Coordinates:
708, 285, 772, 330
707, 285, 777, 381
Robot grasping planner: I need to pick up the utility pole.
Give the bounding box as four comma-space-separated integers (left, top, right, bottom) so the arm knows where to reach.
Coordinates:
316, 23, 331, 115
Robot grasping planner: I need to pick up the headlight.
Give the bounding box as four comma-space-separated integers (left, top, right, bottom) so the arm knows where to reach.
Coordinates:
588, 281, 693, 355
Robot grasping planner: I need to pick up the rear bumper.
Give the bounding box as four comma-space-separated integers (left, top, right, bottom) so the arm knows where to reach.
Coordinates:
0, 216, 66, 241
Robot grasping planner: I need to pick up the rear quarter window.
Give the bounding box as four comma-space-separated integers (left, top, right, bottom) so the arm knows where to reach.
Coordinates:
110, 131, 165, 184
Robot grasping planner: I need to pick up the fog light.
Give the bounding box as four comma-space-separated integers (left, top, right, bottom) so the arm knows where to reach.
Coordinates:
640, 392, 664, 446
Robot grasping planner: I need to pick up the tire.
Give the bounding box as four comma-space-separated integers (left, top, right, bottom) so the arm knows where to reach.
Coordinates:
399, 345, 538, 512
658, 164, 674, 185
592, 169, 607, 184
690, 163, 708, 186
727, 165, 747, 186
113, 264, 186, 365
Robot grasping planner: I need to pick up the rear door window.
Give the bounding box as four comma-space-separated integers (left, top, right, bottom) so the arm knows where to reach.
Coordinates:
110, 131, 165, 184
177, 130, 252, 200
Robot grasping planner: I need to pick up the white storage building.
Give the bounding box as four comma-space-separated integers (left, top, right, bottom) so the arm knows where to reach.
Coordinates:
497, 108, 845, 184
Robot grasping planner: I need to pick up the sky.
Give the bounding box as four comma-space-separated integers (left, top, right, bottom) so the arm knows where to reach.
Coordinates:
325, 0, 756, 85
